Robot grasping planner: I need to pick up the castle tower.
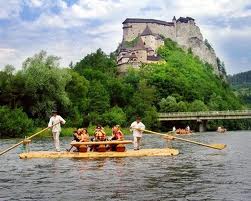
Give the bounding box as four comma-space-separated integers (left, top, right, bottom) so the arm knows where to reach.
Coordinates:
140, 25, 156, 51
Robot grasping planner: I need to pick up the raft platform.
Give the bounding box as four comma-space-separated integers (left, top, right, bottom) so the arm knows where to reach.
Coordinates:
19, 148, 179, 159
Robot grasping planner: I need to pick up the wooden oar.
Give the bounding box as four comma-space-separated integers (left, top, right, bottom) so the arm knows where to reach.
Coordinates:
141, 129, 226, 150
0, 122, 60, 156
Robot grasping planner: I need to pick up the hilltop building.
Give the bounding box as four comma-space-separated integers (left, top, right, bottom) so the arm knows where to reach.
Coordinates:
117, 17, 219, 74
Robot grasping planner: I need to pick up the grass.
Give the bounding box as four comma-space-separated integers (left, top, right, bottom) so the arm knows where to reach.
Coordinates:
30, 126, 132, 138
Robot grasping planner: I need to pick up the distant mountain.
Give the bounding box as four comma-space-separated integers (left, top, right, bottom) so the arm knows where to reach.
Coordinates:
229, 70, 251, 106
229, 70, 251, 87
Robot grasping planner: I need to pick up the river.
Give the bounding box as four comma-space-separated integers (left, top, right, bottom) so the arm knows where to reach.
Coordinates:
0, 131, 250, 201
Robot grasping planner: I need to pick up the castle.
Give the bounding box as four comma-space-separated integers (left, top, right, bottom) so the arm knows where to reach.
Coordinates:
117, 17, 219, 74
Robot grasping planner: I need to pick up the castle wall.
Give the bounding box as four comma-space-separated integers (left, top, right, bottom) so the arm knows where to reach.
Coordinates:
123, 23, 175, 41
136, 49, 147, 62
141, 35, 157, 51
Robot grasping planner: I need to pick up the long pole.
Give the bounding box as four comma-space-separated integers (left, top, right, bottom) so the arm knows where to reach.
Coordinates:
141, 129, 227, 150
0, 122, 60, 156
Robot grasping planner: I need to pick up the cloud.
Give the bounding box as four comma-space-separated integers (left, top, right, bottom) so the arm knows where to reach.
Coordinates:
0, 0, 21, 19
0, 0, 251, 74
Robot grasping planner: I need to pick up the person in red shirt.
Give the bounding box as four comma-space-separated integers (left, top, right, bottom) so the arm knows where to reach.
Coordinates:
109, 125, 124, 151
111, 125, 124, 141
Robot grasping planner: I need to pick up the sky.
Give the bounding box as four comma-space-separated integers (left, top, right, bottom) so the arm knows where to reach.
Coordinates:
0, 0, 251, 75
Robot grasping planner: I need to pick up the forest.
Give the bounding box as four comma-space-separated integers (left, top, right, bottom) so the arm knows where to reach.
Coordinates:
0, 39, 249, 137
229, 70, 251, 106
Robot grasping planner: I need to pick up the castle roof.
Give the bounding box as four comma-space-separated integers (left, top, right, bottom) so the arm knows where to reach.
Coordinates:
132, 37, 146, 50
141, 25, 154, 36
177, 17, 194, 23
123, 18, 174, 26
172, 16, 176, 21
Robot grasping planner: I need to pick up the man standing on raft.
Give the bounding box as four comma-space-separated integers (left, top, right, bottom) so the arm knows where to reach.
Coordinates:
48, 110, 66, 152
130, 116, 145, 150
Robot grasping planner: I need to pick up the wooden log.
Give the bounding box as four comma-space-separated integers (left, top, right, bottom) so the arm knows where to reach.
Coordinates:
97, 144, 106, 152
19, 148, 179, 159
116, 144, 125, 152
79, 145, 87, 153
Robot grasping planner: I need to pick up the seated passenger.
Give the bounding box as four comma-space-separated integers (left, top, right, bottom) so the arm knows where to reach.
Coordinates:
94, 125, 106, 141
109, 125, 124, 151
90, 125, 106, 152
73, 129, 81, 142
111, 125, 124, 141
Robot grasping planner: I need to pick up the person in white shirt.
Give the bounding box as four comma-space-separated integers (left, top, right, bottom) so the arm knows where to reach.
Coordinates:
48, 110, 66, 152
130, 116, 145, 150
186, 125, 190, 132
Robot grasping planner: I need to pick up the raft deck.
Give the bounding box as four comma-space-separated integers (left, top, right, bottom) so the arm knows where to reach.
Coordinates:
19, 148, 179, 159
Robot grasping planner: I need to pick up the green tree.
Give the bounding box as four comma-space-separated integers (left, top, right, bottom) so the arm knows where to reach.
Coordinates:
74, 48, 116, 75
20, 51, 71, 119
102, 106, 127, 127
0, 106, 34, 137
159, 96, 178, 112
188, 100, 208, 112
88, 81, 110, 114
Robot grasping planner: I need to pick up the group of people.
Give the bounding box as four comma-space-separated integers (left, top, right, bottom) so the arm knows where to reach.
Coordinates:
172, 125, 191, 134
48, 111, 145, 152
67, 124, 124, 152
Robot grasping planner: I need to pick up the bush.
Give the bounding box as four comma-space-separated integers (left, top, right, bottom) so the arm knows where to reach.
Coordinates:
0, 106, 34, 138
102, 106, 127, 127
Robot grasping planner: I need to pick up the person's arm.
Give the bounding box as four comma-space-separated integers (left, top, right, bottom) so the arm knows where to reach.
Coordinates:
59, 116, 66, 124
130, 122, 135, 131
79, 134, 84, 142
119, 131, 124, 140
48, 117, 52, 127
140, 123, 146, 133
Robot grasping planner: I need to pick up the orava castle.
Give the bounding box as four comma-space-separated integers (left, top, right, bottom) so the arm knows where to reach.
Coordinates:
117, 16, 220, 74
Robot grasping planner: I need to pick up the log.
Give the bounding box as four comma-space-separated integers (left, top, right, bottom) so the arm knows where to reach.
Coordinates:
19, 148, 179, 159
79, 145, 87, 153
116, 144, 126, 152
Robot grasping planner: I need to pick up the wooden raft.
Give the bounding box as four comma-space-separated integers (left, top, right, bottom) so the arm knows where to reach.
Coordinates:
19, 148, 179, 159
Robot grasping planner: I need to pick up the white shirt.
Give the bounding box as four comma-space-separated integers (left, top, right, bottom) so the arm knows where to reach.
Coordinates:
130, 121, 145, 137
48, 115, 66, 132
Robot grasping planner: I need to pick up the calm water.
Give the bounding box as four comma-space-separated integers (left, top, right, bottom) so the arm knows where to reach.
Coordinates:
0, 131, 250, 201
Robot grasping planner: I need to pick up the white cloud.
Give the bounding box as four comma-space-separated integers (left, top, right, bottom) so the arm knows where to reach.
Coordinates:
0, 0, 251, 74
0, 0, 21, 19
0, 48, 18, 67
28, 0, 44, 7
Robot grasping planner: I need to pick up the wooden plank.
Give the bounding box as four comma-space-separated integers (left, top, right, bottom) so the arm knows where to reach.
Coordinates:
70, 140, 133, 146
19, 148, 179, 159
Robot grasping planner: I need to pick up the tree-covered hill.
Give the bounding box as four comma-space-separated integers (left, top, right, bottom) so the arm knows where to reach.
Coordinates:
0, 40, 247, 137
229, 70, 251, 87
229, 70, 251, 106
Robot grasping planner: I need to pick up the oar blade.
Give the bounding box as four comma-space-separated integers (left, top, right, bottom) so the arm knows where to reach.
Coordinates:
210, 144, 227, 150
